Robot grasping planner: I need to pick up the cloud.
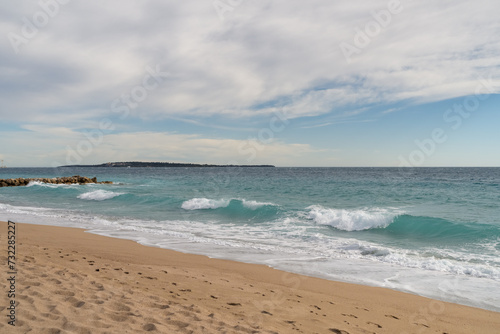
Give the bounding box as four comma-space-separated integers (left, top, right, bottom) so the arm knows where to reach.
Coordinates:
1, 0, 500, 167
1, 0, 499, 125
93, 132, 320, 166
0, 125, 324, 167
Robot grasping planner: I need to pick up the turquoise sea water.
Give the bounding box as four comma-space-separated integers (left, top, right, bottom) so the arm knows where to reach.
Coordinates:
1, 167, 499, 311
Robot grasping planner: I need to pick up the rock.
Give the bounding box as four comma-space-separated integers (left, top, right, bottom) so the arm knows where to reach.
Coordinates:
0, 176, 112, 187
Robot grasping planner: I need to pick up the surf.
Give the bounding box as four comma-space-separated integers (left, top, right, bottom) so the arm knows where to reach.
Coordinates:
306, 205, 400, 231
77, 190, 124, 201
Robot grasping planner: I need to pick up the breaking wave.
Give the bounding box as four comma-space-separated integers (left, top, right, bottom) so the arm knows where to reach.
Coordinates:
77, 190, 124, 201
181, 198, 276, 211
306, 205, 400, 231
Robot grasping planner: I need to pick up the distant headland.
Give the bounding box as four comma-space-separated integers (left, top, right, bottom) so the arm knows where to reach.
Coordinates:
60, 161, 275, 168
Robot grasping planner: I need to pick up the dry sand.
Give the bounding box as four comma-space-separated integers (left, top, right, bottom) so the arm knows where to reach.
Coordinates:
0, 221, 499, 334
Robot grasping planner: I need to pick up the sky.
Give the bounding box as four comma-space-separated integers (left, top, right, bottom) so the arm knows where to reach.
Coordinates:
1, 0, 499, 167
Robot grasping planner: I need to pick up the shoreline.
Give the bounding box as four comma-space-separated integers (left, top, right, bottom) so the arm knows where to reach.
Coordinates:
1, 221, 499, 333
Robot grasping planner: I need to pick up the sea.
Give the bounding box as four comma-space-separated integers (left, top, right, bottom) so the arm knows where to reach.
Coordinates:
1, 167, 499, 312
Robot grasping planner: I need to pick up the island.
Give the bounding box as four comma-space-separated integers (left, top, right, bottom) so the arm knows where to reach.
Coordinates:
60, 161, 275, 168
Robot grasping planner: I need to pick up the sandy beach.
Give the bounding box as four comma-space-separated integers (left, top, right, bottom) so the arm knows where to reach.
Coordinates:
1, 221, 499, 334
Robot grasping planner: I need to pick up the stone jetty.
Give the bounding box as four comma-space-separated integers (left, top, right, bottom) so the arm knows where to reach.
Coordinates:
0, 175, 112, 188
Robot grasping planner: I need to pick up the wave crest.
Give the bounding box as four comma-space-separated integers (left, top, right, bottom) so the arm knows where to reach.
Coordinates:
77, 190, 124, 201
307, 205, 400, 231
181, 198, 277, 211
241, 199, 276, 210
27, 181, 75, 188
181, 198, 230, 210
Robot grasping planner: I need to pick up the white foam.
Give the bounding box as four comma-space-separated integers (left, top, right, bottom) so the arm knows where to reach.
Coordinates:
181, 198, 230, 210
26, 181, 77, 188
77, 190, 123, 201
306, 205, 399, 231
241, 199, 276, 210
1, 200, 499, 312
181, 198, 276, 210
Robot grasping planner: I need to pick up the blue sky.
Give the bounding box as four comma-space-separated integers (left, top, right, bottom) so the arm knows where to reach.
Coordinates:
1, 0, 499, 167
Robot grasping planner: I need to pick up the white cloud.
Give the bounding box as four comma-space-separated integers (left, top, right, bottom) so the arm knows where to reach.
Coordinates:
1, 0, 499, 124
1, 0, 500, 167
71, 132, 323, 167
0, 126, 325, 167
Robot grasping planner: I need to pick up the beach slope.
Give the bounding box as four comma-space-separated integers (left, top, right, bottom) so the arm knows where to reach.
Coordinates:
1, 222, 499, 333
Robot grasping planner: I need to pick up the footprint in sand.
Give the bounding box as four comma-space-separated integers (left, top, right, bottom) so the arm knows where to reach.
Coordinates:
108, 301, 132, 312
17, 295, 35, 304
165, 319, 190, 329
24, 281, 42, 286
90, 281, 104, 290
367, 321, 382, 328
54, 290, 75, 297
146, 302, 170, 309
385, 314, 400, 320
108, 313, 130, 322
329, 329, 349, 334
143, 323, 157, 331
40, 312, 60, 321
74, 301, 86, 308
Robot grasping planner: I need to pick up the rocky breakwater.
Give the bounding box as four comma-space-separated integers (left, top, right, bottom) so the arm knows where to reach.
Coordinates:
0, 175, 113, 188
